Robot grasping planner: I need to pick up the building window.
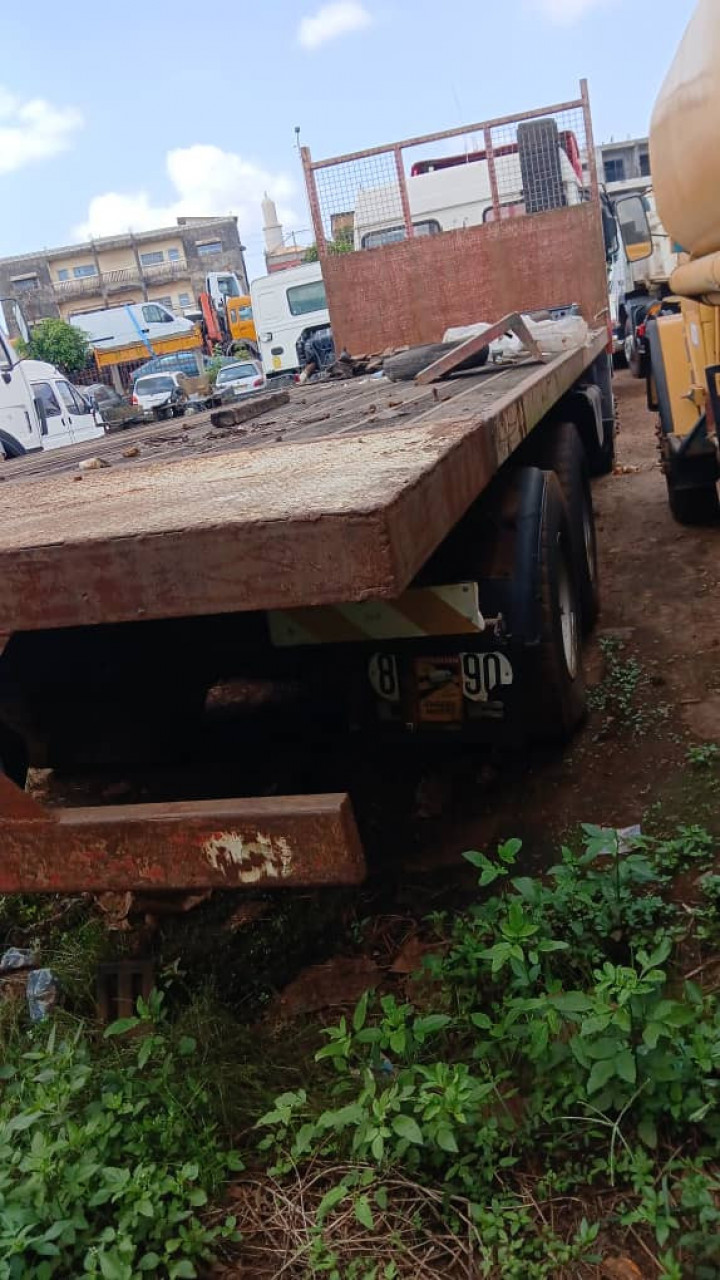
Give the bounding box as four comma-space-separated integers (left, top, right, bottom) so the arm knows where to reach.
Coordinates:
154, 296, 173, 308
57, 269, 70, 281
73, 264, 98, 278
140, 251, 164, 267
604, 157, 626, 184
178, 292, 192, 307
12, 275, 39, 292
639, 151, 651, 178
168, 248, 181, 262
196, 240, 222, 256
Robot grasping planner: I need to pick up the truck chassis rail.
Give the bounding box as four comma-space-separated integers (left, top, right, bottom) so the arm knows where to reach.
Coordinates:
0, 776, 364, 893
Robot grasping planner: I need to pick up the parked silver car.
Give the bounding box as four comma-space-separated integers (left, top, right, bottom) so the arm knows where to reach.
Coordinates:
215, 360, 265, 398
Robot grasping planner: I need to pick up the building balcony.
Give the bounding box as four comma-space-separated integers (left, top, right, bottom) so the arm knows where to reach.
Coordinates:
52, 260, 190, 300
53, 274, 105, 298
142, 261, 189, 285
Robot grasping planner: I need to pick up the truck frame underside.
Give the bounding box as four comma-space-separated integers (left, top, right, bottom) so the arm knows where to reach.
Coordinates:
0, 331, 609, 892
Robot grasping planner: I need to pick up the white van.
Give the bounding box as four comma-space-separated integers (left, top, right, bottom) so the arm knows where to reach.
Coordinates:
28, 362, 105, 450
251, 263, 330, 377
0, 301, 104, 457
69, 302, 195, 353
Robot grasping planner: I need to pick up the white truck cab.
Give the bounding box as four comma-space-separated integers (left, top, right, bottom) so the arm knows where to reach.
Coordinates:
251, 263, 330, 377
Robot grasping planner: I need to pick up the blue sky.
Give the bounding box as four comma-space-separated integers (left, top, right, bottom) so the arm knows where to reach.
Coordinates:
0, 0, 695, 279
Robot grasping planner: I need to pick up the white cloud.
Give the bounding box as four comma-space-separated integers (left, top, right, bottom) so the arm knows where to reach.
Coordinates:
73, 144, 299, 245
528, 0, 609, 23
298, 1, 373, 50
0, 87, 82, 175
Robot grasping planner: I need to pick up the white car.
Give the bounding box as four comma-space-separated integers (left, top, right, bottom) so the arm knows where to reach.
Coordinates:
132, 372, 190, 420
215, 360, 265, 398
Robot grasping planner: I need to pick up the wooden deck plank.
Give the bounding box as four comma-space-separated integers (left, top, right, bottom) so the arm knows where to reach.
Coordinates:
0, 334, 607, 632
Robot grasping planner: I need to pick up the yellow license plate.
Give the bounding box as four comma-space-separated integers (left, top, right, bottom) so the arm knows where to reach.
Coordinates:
415, 657, 463, 723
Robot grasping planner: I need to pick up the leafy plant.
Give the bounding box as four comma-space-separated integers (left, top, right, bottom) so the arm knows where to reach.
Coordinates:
19, 318, 91, 377
686, 742, 720, 769
0, 993, 239, 1278
588, 637, 668, 737
254, 826, 720, 1275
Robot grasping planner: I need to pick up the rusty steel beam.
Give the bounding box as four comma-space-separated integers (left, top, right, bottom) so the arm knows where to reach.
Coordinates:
0, 781, 365, 892
414, 313, 545, 386
307, 89, 587, 169
483, 128, 501, 222
301, 146, 327, 257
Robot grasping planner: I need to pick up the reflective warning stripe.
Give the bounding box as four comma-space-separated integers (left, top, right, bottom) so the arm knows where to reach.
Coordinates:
269, 583, 484, 647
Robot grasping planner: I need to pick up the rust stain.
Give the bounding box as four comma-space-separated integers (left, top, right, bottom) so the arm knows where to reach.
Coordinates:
203, 830, 294, 882
0, 790, 365, 893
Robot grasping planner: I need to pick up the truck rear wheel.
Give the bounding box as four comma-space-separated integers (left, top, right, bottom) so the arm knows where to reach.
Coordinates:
625, 319, 646, 380
530, 421, 599, 632
0, 726, 28, 789
531, 474, 587, 742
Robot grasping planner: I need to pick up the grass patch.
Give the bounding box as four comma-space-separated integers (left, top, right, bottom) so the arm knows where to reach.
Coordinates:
588, 637, 671, 739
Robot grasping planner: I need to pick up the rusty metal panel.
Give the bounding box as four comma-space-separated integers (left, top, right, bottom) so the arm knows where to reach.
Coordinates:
0, 786, 365, 892
322, 204, 609, 355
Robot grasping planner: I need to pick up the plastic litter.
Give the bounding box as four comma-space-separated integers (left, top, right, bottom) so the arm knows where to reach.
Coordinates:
26, 969, 59, 1023
595, 825, 642, 857
443, 314, 589, 362
0, 947, 35, 972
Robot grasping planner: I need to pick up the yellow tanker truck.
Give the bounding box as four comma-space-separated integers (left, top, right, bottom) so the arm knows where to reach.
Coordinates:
647, 0, 720, 523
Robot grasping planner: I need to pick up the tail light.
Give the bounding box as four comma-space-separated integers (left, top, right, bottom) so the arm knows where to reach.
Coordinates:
253, 377, 263, 387
636, 323, 646, 340
131, 393, 138, 405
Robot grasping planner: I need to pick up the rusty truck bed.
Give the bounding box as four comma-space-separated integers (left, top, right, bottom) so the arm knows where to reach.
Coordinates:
0, 332, 606, 633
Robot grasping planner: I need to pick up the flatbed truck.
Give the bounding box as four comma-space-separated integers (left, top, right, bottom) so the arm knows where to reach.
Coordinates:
0, 85, 623, 896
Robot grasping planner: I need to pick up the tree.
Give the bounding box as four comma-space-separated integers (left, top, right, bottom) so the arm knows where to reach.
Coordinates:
303, 229, 354, 263
22, 318, 91, 377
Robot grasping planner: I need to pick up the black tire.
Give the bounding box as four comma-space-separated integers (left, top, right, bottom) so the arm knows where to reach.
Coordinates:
625, 319, 646, 380
592, 413, 616, 477
530, 474, 587, 743
666, 476, 720, 526
0, 726, 28, 789
530, 422, 599, 633
0, 430, 26, 460
384, 341, 490, 383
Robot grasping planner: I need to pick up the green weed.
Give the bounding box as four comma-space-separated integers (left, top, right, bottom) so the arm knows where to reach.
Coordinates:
0, 991, 239, 1278
588, 636, 669, 737
687, 742, 720, 769
255, 825, 720, 1275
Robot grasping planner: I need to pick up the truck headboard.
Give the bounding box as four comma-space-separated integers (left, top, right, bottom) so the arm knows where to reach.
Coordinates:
302, 82, 609, 353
